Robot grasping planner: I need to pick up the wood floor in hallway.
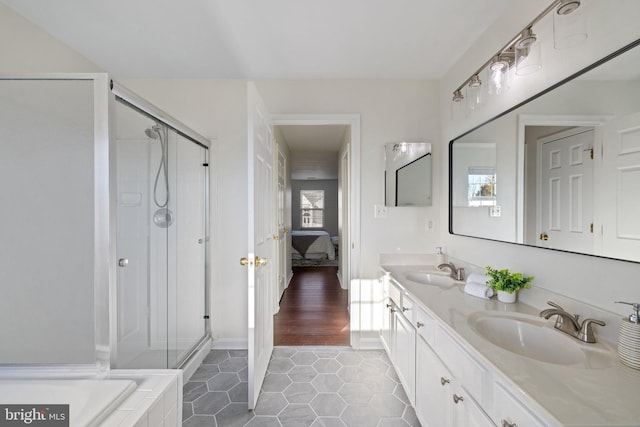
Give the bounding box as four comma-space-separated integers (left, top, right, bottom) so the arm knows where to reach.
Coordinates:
274, 266, 350, 346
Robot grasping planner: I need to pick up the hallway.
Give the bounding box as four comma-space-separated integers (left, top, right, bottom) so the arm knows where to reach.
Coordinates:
274, 267, 349, 346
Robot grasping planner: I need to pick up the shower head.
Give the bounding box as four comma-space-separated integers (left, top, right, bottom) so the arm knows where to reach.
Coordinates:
145, 125, 161, 139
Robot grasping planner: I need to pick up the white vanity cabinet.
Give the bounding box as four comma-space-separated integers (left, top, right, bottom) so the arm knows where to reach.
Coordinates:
393, 298, 416, 406
380, 269, 545, 427
416, 334, 452, 426
380, 274, 393, 355
415, 330, 494, 427
383, 277, 416, 406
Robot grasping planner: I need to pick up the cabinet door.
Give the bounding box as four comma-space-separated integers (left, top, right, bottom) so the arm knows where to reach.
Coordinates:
452, 383, 495, 427
394, 309, 416, 406
492, 381, 547, 427
416, 335, 451, 427
381, 297, 394, 355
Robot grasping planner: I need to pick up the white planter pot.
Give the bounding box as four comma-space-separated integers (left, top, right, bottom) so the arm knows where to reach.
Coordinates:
497, 290, 517, 303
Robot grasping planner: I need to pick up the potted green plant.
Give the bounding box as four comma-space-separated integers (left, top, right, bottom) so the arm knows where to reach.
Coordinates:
485, 266, 533, 303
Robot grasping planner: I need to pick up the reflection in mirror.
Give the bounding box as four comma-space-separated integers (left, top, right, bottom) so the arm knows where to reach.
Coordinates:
452, 143, 497, 208
384, 142, 432, 207
450, 39, 640, 263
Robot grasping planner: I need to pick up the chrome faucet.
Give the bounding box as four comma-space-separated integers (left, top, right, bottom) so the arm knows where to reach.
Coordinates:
540, 301, 605, 343
437, 263, 465, 281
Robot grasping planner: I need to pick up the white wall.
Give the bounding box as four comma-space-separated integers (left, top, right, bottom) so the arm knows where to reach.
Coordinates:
0, 3, 101, 73
256, 80, 442, 278
439, 0, 640, 317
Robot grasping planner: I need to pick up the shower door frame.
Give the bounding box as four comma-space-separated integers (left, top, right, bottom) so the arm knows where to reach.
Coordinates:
109, 80, 212, 370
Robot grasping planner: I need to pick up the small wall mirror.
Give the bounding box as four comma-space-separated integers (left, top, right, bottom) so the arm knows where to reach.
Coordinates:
384, 142, 432, 207
450, 39, 640, 263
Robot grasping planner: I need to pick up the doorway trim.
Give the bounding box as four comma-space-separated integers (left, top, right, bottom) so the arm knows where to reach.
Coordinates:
271, 113, 361, 347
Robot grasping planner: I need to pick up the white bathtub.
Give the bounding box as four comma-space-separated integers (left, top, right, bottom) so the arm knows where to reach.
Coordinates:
0, 379, 136, 427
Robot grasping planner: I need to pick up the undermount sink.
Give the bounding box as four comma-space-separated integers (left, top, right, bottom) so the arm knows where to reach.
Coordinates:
468, 312, 613, 367
404, 271, 456, 288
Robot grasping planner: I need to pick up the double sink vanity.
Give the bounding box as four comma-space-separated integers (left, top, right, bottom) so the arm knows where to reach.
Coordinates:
379, 259, 640, 426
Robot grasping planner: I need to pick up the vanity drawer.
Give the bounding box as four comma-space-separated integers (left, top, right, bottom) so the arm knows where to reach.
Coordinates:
436, 326, 487, 403
415, 306, 436, 346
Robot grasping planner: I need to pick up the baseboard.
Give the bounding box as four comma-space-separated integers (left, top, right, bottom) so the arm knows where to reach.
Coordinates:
180, 336, 212, 382
211, 338, 248, 350
355, 336, 384, 350
286, 271, 293, 288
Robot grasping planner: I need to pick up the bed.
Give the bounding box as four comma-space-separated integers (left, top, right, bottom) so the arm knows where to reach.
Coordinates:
291, 230, 335, 260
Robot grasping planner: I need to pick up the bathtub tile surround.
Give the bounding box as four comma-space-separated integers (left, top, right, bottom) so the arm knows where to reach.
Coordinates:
182, 348, 420, 427
100, 370, 183, 426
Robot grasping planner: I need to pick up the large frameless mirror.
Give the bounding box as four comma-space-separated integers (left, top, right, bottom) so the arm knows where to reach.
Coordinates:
450, 39, 640, 263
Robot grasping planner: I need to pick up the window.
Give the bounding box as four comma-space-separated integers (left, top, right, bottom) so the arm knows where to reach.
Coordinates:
300, 190, 324, 228
467, 166, 496, 207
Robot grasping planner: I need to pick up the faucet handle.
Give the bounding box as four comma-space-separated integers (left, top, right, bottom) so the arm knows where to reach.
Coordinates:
577, 319, 606, 343
546, 300, 565, 311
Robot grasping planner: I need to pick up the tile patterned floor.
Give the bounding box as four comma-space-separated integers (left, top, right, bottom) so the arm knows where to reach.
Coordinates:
182, 347, 421, 427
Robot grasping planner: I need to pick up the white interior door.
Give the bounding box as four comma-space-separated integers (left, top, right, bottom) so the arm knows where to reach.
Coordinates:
538, 128, 594, 252
116, 139, 150, 367
246, 83, 276, 409
340, 147, 350, 290
276, 149, 287, 307
600, 112, 640, 259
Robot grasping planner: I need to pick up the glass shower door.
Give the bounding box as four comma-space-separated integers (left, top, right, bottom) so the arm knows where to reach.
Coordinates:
167, 133, 207, 368
115, 98, 207, 369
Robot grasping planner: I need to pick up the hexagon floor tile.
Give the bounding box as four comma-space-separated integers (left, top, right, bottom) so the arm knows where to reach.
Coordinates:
183, 347, 421, 426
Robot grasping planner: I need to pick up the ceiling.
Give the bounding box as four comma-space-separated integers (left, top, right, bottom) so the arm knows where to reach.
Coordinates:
3, 0, 511, 179
277, 125, 347, 180
2, 0, 509, 79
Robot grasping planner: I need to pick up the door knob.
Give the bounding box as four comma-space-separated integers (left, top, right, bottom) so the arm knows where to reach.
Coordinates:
255, 256, 268, 266
272, 234, 280, 241
453, 394, 464, 404
118, 258, 129, 267
539, 232, 549, 241
240, 257, 250, 266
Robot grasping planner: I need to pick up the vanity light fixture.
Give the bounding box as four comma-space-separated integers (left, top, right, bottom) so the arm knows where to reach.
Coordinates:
488, 52, 513, 95
451, 0, 587, 106
515, 27, 542, 75
466, 75, 483, 111
554, 0, 587, 49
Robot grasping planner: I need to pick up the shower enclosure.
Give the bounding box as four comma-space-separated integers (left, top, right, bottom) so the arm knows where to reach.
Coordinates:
0, 75, 210, 372
113, 87, 209, 369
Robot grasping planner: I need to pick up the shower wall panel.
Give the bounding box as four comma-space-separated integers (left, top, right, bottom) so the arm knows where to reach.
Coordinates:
0, 80, 96, 364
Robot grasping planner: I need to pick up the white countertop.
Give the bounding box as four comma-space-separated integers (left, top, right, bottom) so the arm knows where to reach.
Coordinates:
382, 264, 640, 427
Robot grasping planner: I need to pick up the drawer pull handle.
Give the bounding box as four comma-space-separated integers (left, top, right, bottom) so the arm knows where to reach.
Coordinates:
390, 308, 397, 313
453, 394, 464, 404
402, 306, 410, 312
386, 304, 392, 308
501, 420, 517, 427
416, 321, 424, 328
440, 377, 450, 386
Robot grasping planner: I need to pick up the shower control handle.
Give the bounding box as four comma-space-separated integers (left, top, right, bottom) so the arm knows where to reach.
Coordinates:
118, 258, 129, 267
